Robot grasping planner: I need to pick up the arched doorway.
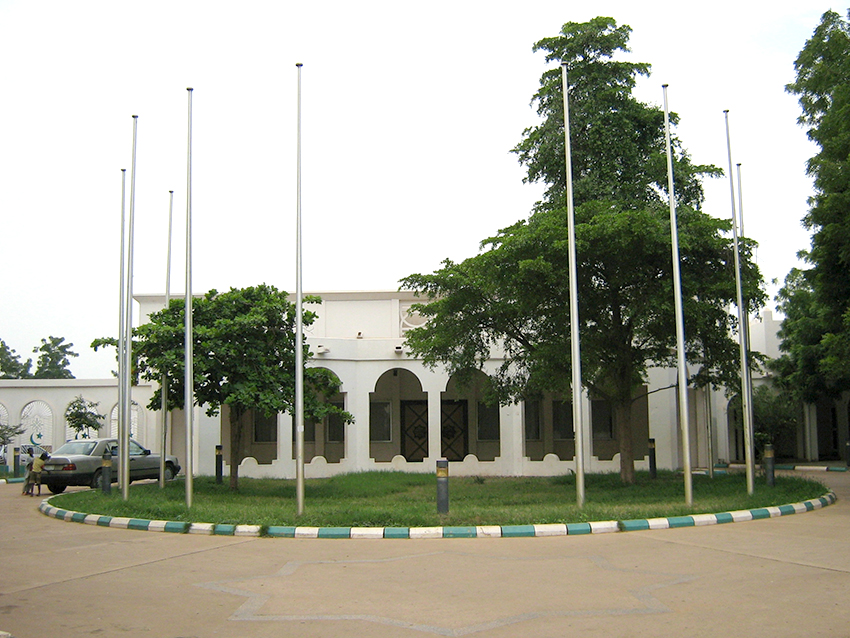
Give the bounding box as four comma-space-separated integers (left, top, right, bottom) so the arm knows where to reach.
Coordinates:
442, 371, 500, 462
370, 368, 427, 462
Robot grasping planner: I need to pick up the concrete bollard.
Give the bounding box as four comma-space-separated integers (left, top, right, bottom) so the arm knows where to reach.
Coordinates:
102, 452, 112, 495
648, 438, 657, 479
436, 458, 449, 514
764, 443, 775, 487
215, 445, 223, 484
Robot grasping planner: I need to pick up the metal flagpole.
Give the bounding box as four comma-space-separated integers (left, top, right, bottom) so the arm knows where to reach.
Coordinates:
662, 85, 693, 506
705, 387, 715, 478
160, 190, 174, 488
736, 164, 745, 236
185, 88, 194, 508
295, 63, 305, 515
117, 168, 127, 489
724, 110, 755, 495
123, 115, 138, 501
561, 62, 585, 508
736, 161, 755, 484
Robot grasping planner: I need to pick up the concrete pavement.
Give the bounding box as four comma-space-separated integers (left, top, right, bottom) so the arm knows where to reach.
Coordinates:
1, 472, 848, 637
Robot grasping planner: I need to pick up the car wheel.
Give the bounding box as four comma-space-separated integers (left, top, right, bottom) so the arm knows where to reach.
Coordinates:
91, 469, 103, 490
164, 463, 176, 481
47, 484, 66, 494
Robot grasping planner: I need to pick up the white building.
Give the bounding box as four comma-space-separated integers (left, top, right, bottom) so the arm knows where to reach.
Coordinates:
2, 294, 838, 478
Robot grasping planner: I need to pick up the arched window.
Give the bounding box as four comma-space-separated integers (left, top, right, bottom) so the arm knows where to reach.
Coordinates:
109, 403, 140, 441
21, 400, 53, 450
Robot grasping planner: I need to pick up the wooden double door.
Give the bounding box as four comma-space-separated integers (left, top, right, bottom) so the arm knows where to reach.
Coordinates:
400, 400, 468, 462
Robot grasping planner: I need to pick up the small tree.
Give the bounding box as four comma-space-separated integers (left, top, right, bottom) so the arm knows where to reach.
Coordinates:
64, 396, 106, 439
731, 385, 800, 459
0, 422, 26, 447
125, 284, 352, 491
752, 385, 800, 458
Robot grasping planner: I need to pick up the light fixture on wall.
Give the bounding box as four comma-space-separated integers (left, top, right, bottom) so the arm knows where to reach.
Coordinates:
394, 345, 403, 354
356, 331, 363, 339
316, 345, 329, 354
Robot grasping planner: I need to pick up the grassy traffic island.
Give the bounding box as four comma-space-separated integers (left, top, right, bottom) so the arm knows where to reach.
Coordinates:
45, 471, 830, 531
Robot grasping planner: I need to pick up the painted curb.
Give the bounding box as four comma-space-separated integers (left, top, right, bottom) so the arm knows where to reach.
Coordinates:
720, 463, 847, 472
35, 491, 837, 540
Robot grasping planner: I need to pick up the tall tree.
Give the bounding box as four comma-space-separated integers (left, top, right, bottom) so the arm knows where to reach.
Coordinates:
0, 340, 32, 379
512, 16, 719, 211
402, 18, 763, 484
128, 284, 351, 490
776, 10, 850, 400
32, 336, 77, 379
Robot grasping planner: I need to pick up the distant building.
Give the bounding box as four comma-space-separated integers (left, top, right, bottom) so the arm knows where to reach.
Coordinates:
2, 295, 844, 481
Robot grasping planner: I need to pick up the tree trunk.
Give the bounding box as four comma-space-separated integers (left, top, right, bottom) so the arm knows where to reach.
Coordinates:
229, 406, 243, 491
614, 398, 635, 484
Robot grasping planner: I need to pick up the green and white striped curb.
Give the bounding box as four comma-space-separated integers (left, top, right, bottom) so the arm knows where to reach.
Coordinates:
719, 463, 848, 472
37, 491, 836, 539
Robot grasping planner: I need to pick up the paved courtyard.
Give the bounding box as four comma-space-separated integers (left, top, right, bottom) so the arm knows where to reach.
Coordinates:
1, 472, 849, 637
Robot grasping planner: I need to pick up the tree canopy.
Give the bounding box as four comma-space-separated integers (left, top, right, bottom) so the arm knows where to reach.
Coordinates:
402, 18, 763, 484
0, 336, 77, 379
126, 284, 351, 490
512, 16, 720, 211
775, 10, 850, 402
32, 336, 78, 379
0, 340, 32, 379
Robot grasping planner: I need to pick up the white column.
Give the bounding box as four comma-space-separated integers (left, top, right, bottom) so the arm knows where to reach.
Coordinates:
277, 411, 295, 477
424, 374, 444, 469
346, 366, 372, 472
498, 402, 523, 476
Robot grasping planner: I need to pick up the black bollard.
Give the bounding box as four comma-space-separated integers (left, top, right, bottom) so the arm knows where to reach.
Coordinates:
102, 452, 112, 495
764, 443, 775, 487
13, 446, 20, 478
436, 459, 449, 514
648, 438, 657, 479
846, 440, 850, 470
215, 445, 223, 484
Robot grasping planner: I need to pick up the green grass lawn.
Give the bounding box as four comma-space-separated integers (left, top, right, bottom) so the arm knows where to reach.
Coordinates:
46, 470, 829, 529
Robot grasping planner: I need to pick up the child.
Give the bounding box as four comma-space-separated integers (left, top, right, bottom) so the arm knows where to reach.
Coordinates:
22, 460, 34, 496
30, 452, 48, 496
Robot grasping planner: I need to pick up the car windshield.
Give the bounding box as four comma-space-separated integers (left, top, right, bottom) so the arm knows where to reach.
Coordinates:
54, 441, 97, 456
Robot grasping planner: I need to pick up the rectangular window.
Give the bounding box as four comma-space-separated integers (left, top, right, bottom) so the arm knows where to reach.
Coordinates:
326, 402, 345, 443
524, 400, 541, 441
591, 399, 614, 439
477, 402, 500, 441
254, 411, 278, 443
552, 400, 574, 440
370, 402, 392, 442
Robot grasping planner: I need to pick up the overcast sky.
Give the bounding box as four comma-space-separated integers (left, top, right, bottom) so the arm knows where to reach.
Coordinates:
0, 1, 832, 378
